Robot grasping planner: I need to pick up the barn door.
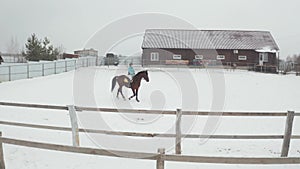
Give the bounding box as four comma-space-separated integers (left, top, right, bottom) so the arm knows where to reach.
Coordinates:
259, 53, 264, 66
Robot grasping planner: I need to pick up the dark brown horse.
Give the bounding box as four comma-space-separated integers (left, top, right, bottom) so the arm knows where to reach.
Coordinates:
0, 55, 3, 64
111, 70, 149, 102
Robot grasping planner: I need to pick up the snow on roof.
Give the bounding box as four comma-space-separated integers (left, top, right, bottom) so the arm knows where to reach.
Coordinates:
255, 48, 278, 53
142, 29, 279, 51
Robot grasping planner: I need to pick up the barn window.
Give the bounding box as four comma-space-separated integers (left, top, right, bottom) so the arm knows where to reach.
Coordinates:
173, 54, 182, 60
150, 52, 159, 61
217, 55, 225, 60
233, 50, 239, 54
259, 53, 268, 62
263, 53, 268, 62
238, 55, 247, 60
195, 55, 203, 60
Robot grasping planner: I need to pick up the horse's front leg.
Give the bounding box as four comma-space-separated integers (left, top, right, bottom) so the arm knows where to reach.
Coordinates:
135, 88, 140, 102
129, 88, 136, 100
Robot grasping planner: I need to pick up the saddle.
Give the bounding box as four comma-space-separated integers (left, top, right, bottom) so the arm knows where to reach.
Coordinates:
123, 78, 133, 88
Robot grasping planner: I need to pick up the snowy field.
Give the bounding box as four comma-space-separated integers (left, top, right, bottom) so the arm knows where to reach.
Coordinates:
0, 66, 300, 169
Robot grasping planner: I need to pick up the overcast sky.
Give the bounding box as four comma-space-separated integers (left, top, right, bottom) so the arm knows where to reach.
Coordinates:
0, 0, 299, 58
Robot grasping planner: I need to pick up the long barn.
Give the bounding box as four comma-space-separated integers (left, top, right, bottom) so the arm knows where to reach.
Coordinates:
141, 29, 279, 68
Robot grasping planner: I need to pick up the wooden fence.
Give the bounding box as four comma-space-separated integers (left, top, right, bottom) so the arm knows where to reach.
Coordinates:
0, 101, 300, 169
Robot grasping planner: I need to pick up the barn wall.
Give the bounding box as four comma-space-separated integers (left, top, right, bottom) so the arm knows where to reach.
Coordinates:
142, 48, 277, 66
266, 52, 277, 65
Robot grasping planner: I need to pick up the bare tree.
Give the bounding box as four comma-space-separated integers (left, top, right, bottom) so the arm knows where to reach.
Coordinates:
6, 36, 20, 53
292, 54, 298, 62
296, 54, 300, 64
286, 56, 292, 62
56, 44, 66, 59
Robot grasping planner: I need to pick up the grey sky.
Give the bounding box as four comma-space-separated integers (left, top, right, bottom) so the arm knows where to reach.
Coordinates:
0, 0, 299, 58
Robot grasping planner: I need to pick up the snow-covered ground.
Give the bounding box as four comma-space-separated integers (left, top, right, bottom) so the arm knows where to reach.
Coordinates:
0, 66, 299, 169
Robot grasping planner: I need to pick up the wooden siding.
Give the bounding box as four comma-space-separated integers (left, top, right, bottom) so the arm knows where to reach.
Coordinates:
142, 48, 277, 66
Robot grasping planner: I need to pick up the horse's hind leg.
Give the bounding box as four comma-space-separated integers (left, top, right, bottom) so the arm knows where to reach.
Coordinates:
117, 87, 121, 99
119, 86, 126, 100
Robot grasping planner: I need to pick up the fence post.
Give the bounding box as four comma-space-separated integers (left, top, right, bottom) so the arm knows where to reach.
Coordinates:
67, 105, 80, 147
8, 66, 11, 81
27, 64, 30, 78
54, 62, 57, 74
0, 132, 6, 169
156, 148, 165, 169
176, 108, 182, 154
281, 111, 295, 157
42, 63, 45, 76
74, 60, 77, 70
65, 61, 67, 72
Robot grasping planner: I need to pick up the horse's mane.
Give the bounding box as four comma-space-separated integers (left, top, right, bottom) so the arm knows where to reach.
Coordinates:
136, 70, 147, 75
132, 70, 147, 80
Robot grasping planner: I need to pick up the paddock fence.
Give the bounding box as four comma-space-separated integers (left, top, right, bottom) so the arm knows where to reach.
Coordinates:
0, 101, 300, 169
0, 57, 101, 82
3, 56, 295, 84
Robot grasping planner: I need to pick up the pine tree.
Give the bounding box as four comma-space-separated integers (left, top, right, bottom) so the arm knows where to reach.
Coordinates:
23, 34, 59, 61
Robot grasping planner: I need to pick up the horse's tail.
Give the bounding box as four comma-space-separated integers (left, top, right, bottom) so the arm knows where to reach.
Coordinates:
111, 76, 117, 92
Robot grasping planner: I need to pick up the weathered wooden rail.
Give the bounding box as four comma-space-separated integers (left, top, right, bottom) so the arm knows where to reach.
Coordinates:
1, 119, 300, 139
0, 133, 300, 169
2, 101, 300, 116
0, 101, 299, 168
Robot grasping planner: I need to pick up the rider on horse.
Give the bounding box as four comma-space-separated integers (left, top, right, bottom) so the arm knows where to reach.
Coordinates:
128, 63, 135, 79
111, 70, 149, 102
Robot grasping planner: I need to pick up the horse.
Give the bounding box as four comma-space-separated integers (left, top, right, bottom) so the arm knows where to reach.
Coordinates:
0, 55, 3, 65
111, 70, 149, 102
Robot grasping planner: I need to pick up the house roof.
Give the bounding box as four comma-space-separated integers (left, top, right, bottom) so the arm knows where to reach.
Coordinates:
142, 29, 279, 51
74, 48, 98, 53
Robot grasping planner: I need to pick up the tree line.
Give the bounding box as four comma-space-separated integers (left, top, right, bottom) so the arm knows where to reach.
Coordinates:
286, 54, 300, 64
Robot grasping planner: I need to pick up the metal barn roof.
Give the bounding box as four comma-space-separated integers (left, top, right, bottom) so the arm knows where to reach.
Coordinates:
142, 29, 279, 51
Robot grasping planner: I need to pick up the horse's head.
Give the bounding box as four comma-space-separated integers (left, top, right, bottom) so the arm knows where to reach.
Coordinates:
143, 71, 149, 82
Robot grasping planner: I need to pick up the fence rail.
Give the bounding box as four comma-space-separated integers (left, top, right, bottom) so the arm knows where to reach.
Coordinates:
77, 106, 299, 116
0, 135, 300, 167
0, 101, 300, 168
0, 102, 68, 110
1, 120, 300, 139
3, 101, 300, 116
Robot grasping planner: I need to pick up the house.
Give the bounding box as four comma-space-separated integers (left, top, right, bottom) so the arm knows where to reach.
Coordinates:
63, 53, 79, 59
74, 48, 98, 57
141, 29, 279, 68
